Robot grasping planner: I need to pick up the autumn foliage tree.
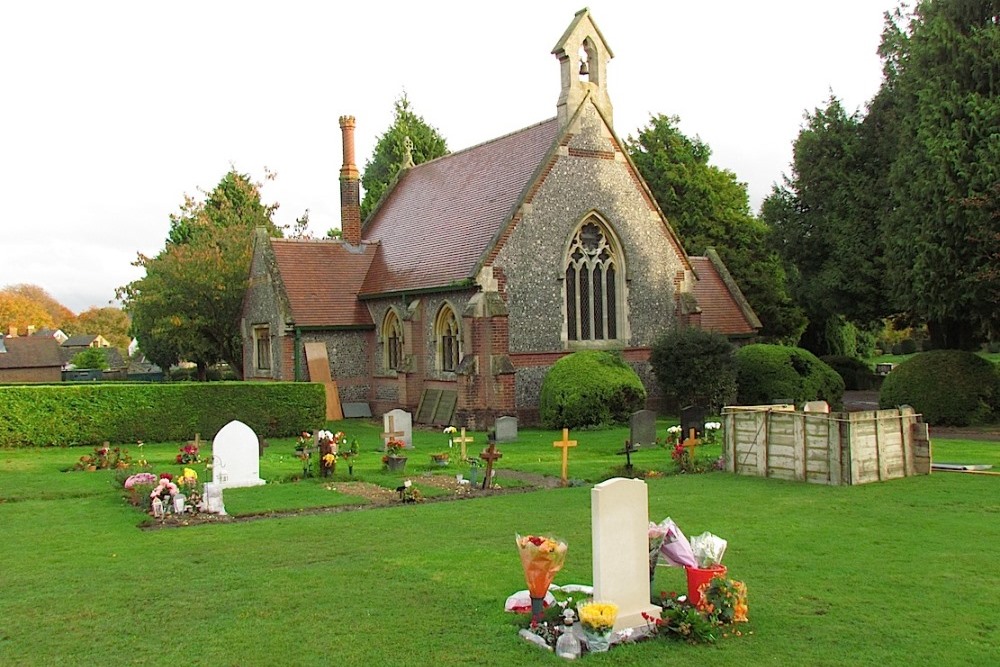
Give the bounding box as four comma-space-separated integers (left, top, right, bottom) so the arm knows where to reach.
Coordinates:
71, 307, 132, 351
119, 170, 282, 379
0, 291, 56, 334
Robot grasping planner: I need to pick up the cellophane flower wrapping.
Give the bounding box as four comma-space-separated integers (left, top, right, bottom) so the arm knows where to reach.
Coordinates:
515, 534, 568, 599
656, 518, 697, 568
690, 531, 727, 568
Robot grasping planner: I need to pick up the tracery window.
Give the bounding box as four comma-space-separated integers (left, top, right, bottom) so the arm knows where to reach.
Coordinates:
435, 304, 461, 373
565, 219, 621, 341
382, 309, 403, 371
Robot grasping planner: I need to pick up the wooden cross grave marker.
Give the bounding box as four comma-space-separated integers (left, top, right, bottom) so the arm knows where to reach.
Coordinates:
381, 416, 404, 451
479, 441, 503, 490
452, 428, 474, 461
553, 428, 577, 486
616, 439, 640, 472
680, 428, 700, 461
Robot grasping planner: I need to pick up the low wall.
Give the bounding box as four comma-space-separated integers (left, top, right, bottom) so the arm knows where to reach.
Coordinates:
722, 405, 931, 485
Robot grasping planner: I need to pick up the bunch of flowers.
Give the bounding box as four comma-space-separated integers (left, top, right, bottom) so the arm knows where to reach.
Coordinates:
578, 601, 618, 635
697, 577, 748, 625
443, 425, 457, 447
644, 593, 719, 644
664, 425, 683, 447
124, 472, 158, 490
384, 437, 405, 458
317, 430, 347, 451
122, 471, 159, 509
515, 534, 568, 621
74, 444, 132, 470
150, 474, 179, 502
671, 442, 696, 473
176, 441, 200, 464
295, 432, 312, 451
703, 421, 723, 445
396, 479, 423, 503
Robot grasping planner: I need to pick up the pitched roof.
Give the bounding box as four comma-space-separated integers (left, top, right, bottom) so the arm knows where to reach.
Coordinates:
359, 118, 561, 297
690, 252, 761, 337
0, 336, 63, 370
62, 334, 98, 347
270, 238, 378, 327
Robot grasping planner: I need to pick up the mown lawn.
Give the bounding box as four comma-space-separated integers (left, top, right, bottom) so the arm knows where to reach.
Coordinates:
0, 425, 997, 666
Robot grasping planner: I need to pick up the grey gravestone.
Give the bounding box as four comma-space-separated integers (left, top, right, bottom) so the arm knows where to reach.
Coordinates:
211, 420, 266, 489
342, 402, 372, 418
383, 408, 413, 449
495, 416, 518, 442
629, 410, 657, 446
680, 405, 707, 440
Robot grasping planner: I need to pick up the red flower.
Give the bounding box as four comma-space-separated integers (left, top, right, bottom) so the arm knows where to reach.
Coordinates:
528, 536, 544, 547
159, 472, 173, 481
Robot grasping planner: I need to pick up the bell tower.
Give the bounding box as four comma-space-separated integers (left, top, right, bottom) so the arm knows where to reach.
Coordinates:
552, 8, 614, 129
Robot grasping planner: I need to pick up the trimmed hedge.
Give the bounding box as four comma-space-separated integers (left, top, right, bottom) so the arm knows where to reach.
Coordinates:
735, 344, 845, 409
649, 327, 736, 412
539, 351, 646, 429
0, 382, 326, 447
820, 355, 880, 391
878, 350, 1000, 426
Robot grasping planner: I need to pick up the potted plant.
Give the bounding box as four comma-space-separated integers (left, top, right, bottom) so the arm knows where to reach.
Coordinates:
430, 451, 450, 467
382, 437, 407, 472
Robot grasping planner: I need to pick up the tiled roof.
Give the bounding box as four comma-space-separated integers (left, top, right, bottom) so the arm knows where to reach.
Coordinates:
690, 255, 760, 336
62, 334, 98, 347
270, 238, 378, 327
359, 118, 561, 296
0, 336, 63, 369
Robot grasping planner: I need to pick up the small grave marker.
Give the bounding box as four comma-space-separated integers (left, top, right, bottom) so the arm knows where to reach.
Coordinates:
629, 409, 657, 446
452, 428, 474, 461
381, 414, 404, 451
616, 439, 640, 472
479, 441, 503, 490
383, 409, 413, 448
553, 428, 578, 486
495, 416, 518, 442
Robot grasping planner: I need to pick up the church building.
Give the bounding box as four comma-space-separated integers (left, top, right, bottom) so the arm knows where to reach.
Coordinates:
241, 9, 759, 426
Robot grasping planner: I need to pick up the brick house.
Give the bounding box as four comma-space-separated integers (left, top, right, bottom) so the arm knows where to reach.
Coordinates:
0, 334, 62, 383
241, 9, 759, 426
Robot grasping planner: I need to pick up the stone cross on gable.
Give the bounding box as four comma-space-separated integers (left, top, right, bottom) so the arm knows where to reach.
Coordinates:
479, 442, 502, 490
553, 428, 578, 486
452, 428, 474, 462
381, 416, 404, 449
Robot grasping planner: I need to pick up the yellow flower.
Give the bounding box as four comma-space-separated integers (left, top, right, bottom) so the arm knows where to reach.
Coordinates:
182, 468, 197, 481
578, 601, 618, 633
323, 453, 337, 465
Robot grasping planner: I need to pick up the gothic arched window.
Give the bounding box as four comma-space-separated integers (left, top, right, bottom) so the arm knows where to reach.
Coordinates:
565, 219, 621, 342
382, 309, 403, 371
435, 304, 461, 373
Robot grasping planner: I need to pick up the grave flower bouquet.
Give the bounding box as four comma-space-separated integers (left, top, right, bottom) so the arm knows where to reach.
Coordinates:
150, 475, 179, 502
578, 601, 618, 652
515, 534, 568, 620
295, 432, 312, 452
176, 441, 200, 464
697, 577, 748, 625
384, 437, 405, 458
443, 425, 457, 447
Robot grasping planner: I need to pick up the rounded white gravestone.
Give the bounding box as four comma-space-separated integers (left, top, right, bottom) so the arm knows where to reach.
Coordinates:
211, 420, 266, 489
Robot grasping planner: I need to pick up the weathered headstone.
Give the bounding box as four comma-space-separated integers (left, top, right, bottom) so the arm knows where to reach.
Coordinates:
591, 478, 661, 632
680, 405, 707, 440
211, 420, 266, 489
629, 410, 657, 446
383, 409, 413, 449
495, 416, 518, 443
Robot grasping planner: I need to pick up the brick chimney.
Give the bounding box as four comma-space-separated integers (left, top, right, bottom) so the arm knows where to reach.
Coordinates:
339, 115, 362, 246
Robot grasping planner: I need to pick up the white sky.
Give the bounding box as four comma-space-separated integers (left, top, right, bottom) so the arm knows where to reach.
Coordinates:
0, 1, 898, 314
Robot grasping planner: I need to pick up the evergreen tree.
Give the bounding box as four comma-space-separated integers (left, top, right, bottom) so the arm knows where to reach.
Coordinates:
360, 93, 448, 220
627, 114, 805, 342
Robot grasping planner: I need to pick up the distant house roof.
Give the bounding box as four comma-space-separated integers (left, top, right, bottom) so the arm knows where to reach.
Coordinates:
690, 250, 762, 337
270, 238, 379, 327
59, 345, 126, 369
62, 334, 107, 348
359, 118, 561, 297
0, 336, 62, 370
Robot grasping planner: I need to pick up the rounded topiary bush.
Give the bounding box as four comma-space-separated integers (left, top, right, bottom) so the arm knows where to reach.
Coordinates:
820, 355, 879, 391
539, 351, 647, 429
878, 350, 1000, 426
735, 344, 845, 408
649, 327, 736, 412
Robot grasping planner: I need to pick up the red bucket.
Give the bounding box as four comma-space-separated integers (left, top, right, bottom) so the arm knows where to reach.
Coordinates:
685, 564, 727, 607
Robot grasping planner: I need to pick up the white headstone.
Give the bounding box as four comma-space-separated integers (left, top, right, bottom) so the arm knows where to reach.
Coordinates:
591, 478, 661, 632
803, 400, 831, 414
384, 409, 413, 449
211, 420, 266, 489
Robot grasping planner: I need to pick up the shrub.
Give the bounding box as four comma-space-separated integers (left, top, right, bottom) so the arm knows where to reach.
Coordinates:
820, 355, 879, 391
0, 382, 325, 447
649, 327, 736, 412
900, 338, 918, 355
878, 350, 1000, 426
539, 351, 646, 429
735, 344, 844, 408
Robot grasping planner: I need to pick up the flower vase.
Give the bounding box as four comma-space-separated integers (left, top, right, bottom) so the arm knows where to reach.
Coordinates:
386, 456, 407, 472
685, 564, 727, 607
530, 596, 545, 623
583, 628, 612, 653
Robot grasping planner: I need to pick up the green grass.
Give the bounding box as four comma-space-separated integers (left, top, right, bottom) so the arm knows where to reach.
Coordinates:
0, 425, 998, 665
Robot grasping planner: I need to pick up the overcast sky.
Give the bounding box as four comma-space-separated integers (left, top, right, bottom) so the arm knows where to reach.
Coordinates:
0, 1, 899, 314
